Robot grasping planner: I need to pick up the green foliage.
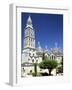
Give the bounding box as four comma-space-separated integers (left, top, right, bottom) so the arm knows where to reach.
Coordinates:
39, 60, 58, 70
61, 57, 63, 66
57, 66, 63, 73
57, 57, 63, 74
39, 60, 58, 75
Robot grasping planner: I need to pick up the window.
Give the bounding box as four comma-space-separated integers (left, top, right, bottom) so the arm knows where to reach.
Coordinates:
33, 53, 34, 56
36, 60, 38, 63
31, 33, 32, 36
23, 68, 25, 72
32, 59, 34, 63
30, 70, 32, 73
52, 55, 53, 60
31, 38, 32, 42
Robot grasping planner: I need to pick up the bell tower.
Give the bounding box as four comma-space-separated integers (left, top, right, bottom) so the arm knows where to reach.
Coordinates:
24, 16, 35, 49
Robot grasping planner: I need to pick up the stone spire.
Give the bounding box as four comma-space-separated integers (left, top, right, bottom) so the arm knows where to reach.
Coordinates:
45, 45, 48, 50
45, 45, 48, 52
26, 16, 33, 29
38, 41, 42, 51
55, 42, 58, 48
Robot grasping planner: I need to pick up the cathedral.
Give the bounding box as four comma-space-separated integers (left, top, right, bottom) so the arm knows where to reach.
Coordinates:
21, 16, 63, 77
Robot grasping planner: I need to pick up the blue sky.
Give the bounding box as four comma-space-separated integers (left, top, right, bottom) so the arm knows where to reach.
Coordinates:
21, 12, 63, 51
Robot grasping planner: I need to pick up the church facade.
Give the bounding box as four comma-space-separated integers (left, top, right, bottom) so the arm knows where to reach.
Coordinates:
21, 16, 63, 77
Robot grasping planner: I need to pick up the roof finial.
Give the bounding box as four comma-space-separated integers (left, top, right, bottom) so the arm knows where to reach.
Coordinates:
38, 41, 42, 51
45, 45, 48, 50
55, 42, 58, 48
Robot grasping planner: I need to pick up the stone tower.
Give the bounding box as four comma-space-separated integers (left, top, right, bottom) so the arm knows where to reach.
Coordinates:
24, 16, 35, 49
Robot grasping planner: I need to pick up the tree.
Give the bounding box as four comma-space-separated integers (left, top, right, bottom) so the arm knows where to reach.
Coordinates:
39, 60, 58, 75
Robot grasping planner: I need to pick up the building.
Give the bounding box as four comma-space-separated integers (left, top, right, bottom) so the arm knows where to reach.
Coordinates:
21, 16, 63, 77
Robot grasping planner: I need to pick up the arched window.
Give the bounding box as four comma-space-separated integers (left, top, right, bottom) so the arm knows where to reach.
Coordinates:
52, 55, 53, 60
30, 70, 32, 73
23, 68, 25, 72
36, 60, 38, 63
32, 59, 34, 63
33, 53, 34, 56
